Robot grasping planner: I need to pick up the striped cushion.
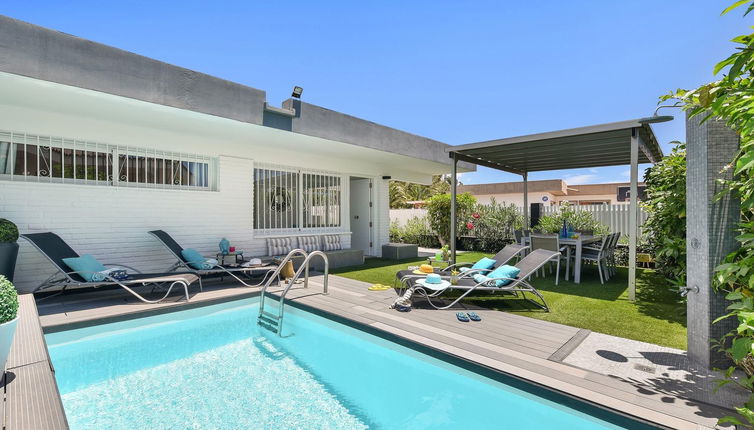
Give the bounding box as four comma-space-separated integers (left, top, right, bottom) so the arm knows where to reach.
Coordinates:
298, 236, 321, 252
267, 237, 293, 256
322, 235, 342, 251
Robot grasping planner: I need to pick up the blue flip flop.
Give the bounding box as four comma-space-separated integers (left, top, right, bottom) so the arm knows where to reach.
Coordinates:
456, 312, 470, 322
467, 312, 481, 322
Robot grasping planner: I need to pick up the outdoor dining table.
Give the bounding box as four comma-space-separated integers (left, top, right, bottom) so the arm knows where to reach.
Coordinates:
522, 235, 604, 284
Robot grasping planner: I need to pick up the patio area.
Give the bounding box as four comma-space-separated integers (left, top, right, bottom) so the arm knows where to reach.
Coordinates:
13, 273, 735, 430
338, 252, 687, 349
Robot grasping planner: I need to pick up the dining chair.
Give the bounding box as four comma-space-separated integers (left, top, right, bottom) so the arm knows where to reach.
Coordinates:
607, 232, 621, 277
580, 235, 611, 284
530, 234, 567, 285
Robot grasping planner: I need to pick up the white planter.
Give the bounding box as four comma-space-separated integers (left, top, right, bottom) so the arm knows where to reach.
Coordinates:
0, 316, 18, 373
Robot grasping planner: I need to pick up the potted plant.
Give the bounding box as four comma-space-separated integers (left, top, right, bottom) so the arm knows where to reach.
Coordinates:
0, 219, 19, 282
0, 276, 18, 375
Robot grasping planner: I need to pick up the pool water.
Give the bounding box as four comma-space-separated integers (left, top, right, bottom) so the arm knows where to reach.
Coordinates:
45, 299, 655, 429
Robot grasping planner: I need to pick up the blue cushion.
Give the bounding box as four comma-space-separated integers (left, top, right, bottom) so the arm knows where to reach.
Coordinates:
471, 257, 497, 271
487, 264, 521, 287
62, 254, 106, 282
181, 248, 210, 270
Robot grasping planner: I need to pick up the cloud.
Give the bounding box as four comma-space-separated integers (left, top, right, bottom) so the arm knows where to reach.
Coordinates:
620, 169, 630, 179
563, 174, 598, 185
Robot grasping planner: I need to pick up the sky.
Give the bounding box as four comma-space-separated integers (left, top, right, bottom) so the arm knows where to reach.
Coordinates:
0, 1, 744, 185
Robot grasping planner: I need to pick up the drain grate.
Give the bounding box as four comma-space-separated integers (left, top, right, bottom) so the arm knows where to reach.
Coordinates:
633, 363, 656, 374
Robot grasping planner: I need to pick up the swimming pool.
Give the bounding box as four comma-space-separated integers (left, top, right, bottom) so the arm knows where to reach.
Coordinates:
45, 299, 658, 429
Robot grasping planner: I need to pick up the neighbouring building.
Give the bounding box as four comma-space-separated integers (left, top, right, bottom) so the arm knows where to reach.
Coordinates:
0, 15, 474, 292
458, 180, 646, 207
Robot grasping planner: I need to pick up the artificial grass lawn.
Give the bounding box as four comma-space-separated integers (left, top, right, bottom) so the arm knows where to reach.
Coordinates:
332, 252, 687, 350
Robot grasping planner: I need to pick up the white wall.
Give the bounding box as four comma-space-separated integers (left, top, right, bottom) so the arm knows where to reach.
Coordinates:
4, 156, 357, 292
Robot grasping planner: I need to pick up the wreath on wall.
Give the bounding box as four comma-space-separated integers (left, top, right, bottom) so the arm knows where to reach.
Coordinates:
269, 186, 292, 212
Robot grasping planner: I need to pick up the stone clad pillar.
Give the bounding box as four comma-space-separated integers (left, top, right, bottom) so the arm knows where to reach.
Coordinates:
686, 113, 740, 368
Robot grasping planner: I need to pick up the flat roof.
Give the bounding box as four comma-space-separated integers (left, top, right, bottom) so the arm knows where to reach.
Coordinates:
0, 14, 473, 172
448, 117, 671, 174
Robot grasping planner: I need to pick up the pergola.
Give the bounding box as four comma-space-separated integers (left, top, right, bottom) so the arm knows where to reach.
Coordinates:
447, 116, 672, 299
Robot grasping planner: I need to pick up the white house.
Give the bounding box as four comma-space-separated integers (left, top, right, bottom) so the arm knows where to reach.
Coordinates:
0, 16, 473, 292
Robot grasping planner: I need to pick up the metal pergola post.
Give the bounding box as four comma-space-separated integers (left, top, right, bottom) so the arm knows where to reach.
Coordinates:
450, 152, 458, 264
522, 171, 529, 229
628, 128, 639, 301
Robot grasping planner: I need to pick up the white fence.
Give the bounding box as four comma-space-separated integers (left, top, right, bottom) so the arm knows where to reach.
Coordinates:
390, 204, 647, 236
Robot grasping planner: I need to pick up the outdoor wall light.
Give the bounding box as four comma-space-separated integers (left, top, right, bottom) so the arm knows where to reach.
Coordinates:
382, 176, 392, 180
292, 86, 303, 98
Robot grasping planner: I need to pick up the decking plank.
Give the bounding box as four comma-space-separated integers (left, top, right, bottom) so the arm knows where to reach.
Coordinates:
5, 362, 67, 430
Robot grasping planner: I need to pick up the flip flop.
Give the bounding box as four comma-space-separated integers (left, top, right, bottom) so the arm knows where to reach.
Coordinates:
396, 305, 412, 312
368, 284, 391, 291
456, 312, 470, 322
467, 312, 481, 322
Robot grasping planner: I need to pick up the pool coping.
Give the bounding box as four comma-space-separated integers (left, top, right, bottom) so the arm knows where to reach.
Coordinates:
18, 282, 723, 430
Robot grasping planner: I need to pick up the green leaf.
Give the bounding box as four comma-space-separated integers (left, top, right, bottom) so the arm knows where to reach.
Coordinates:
736, 151, 754, 174
722, 0, 752, 15
731, 337, 754, 361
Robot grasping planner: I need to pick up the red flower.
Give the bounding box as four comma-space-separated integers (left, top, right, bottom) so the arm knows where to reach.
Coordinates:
472, 213, 480, 219
466, 222, 475, 230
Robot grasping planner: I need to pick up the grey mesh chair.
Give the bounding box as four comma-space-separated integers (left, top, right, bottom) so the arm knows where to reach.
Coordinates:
21, 232, 199, 303
530, 234, 567, 285
402, 249, 558, 311
580, 235, 611, 284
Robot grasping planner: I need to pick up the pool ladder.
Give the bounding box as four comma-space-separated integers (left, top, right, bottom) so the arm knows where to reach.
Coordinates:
257, 249, 329, 335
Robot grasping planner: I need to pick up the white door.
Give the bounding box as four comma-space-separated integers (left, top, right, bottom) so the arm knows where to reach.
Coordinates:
349, 177, 373, 255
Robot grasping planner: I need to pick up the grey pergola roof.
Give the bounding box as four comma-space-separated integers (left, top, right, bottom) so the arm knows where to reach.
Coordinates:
446, 116, 672, 174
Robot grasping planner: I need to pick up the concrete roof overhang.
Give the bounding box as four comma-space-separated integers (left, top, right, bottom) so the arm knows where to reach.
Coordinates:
447, 117, 670, 175
0, 71, 473, 184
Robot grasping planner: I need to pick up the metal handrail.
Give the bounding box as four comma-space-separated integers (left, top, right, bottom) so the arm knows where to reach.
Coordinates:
277, 251, 329, 331
258, 248, 309, 319
257, 249, 329, 335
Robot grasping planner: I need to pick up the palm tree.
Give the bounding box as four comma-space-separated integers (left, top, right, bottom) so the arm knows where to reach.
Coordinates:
389, 175, 460, 208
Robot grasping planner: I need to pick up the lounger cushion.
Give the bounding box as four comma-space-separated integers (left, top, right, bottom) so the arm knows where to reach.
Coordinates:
471, 257, 497, 271
62, 254, 106, 282
487, 264, 521, 287
181, 249, 214, 270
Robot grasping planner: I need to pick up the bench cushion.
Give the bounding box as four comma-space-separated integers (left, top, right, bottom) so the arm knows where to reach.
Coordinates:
298, 235, 321, 253
323, 234, 342, 251
267, 237, 293, 256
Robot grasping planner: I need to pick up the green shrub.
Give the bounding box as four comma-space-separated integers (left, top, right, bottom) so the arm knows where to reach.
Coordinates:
390, 216, 441, 248
0, 219, 18, 243
468, 198, 523, 252
534, 205, 609, 236
0, 276, 18, 324
641, 142, 686, 284
426, 193, 476, 246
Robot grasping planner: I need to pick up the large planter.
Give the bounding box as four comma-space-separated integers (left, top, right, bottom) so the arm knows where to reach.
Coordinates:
0, 242, 19, 282
0, 316, 18, 374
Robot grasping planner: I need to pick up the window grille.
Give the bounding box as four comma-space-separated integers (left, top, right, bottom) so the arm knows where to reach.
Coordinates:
0, 131, 215, 190
253, 162, 344, 234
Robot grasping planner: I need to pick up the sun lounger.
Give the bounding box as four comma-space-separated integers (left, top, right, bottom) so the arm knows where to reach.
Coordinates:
399, 248, 558, 311
21, 232, 199, 303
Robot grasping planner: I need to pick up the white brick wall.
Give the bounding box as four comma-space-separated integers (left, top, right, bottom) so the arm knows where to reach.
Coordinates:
4, 155, 351, 292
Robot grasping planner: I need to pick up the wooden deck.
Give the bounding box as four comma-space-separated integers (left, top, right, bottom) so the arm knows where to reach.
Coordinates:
6, 275, 732, 429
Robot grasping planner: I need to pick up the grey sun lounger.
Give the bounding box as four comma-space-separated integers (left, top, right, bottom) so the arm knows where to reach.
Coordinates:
21, 232, 199, 303
399, 248, 558, 311
394, 243, 528, 286
148, 230, 278, 288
